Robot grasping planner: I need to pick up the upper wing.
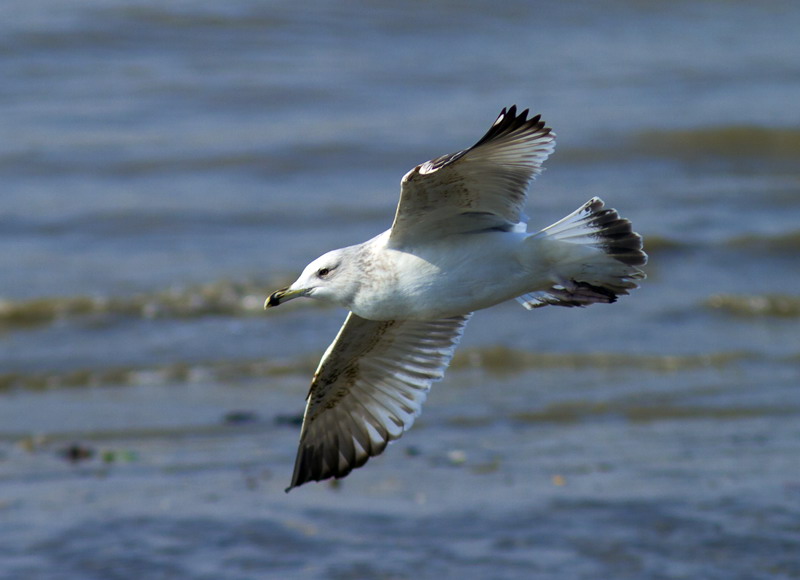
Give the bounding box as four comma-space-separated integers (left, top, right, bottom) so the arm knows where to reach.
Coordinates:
388, 105, 555, 247
287, 312, 471, 491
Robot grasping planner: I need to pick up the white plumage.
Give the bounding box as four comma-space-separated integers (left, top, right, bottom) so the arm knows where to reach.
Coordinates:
265, 106, 646, 490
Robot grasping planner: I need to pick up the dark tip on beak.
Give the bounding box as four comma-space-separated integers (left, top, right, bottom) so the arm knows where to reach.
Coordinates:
265, 288, 287, 309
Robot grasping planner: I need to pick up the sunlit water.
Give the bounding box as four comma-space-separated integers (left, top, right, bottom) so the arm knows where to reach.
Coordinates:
2, 1, 800, 578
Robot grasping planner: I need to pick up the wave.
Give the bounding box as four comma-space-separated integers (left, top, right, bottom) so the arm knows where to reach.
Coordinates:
451, 346, 752, 374
554, 125, 800, 165
705, 294, 800, 318
639, 234, 686, 253
0, 279, 285, 329
726, 231, 800, 253
632, 126, 800, 161
511, 400, 792, 425
0, 348, 760, 393
0, 357, 309, 393
4, 264, 799, 334
628, 231, 800, 256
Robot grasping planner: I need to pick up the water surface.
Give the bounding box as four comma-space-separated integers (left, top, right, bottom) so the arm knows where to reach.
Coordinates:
2, 1, 800, 578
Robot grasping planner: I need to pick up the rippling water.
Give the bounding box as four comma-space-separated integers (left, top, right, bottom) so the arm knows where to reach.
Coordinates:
2, 1, 800, 578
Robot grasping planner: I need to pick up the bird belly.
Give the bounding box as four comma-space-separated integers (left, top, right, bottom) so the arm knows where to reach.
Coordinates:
351, 232, 549, 320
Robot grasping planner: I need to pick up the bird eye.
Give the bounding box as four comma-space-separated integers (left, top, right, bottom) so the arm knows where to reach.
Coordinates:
317, 267, 330, 278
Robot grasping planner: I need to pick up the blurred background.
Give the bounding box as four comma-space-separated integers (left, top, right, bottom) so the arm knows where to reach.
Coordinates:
2, 1, 799, 578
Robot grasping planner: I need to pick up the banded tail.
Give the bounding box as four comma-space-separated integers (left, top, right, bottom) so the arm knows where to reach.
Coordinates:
518, 197, 647, 309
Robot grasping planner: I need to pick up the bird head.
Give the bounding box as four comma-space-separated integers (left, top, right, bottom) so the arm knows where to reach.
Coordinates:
265, 248, 354, 309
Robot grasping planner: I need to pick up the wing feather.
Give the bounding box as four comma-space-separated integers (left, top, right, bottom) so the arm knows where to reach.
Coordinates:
389, 105, 555, 247
287, 312, 471, 490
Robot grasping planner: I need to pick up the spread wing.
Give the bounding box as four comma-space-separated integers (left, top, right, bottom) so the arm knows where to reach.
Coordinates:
287, 312, 471, 491
388, 105, 556, 247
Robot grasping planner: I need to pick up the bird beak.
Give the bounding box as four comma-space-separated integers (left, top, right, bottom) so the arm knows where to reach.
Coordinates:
264, 286, 306, 309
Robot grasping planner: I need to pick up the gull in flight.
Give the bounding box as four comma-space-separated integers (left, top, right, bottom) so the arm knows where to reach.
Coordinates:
266, 106, 646, 491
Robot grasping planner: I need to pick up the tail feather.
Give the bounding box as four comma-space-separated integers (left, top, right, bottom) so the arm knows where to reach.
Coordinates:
518, 197, 646, 310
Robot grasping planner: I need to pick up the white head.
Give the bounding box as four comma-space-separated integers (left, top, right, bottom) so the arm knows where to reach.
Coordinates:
265, 247, 359, 309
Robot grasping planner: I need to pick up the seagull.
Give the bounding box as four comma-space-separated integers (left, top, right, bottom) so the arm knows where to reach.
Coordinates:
266, 106, 646, 491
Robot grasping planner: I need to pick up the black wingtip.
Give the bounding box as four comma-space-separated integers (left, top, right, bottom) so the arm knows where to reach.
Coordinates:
474, 105, 549, 150
495, 105, 516, 124
416, 105, 552, 175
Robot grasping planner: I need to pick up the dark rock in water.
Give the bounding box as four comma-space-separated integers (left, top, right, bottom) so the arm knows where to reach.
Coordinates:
274, 413, 304, 427
59, 443, 95, 463
222, 410, 261, 425
404, 445, 422, 457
